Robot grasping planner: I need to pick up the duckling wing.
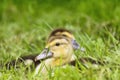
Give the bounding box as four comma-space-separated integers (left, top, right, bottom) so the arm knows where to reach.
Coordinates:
68, 57, 106, 69
5, 54, 41, 69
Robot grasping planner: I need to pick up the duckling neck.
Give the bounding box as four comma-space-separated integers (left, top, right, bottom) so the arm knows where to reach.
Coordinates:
51, 55, 72, 66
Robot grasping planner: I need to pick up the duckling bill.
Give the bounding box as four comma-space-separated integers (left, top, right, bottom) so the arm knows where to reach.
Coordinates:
35, 48, 53, 61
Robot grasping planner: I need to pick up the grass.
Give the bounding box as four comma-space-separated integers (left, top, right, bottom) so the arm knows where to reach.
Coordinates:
0, 0, 120, 80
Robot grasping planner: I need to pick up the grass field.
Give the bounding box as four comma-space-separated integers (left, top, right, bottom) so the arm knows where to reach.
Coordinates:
0, 0, 120, 80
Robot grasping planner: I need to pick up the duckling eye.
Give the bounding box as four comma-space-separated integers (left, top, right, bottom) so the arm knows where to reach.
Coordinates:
62, 34, 67, 37
55, 43, 60, 46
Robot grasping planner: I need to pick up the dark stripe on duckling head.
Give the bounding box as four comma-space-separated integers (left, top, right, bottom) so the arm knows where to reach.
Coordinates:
47, 36, 70, 44
48, 28, 73, 40
49, 28, 72, 37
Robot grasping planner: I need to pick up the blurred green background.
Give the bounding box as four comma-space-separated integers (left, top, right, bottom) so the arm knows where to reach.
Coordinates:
0, 0, 120, 39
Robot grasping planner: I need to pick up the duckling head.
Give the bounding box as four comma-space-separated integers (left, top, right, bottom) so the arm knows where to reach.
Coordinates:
35, 36, 74, 65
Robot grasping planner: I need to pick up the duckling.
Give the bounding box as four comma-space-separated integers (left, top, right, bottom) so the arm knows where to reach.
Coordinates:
6, 28, 80, 69
5, 28, 107, 75
34, 35, 75, 75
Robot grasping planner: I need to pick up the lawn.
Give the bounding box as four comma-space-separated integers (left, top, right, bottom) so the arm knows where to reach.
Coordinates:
0, 0, 120, 80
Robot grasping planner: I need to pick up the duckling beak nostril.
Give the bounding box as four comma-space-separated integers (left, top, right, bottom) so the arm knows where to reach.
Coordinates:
72, 40, 80, 50
35, 48, 53, 61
